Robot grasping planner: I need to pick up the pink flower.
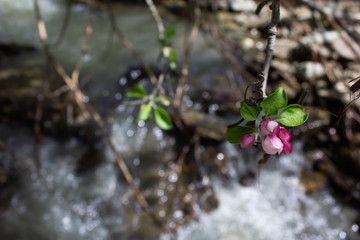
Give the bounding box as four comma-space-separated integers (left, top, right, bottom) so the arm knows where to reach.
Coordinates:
259, 119, 280, 135
278, 128, 291, 142
281, 140, 293, 154
277, 128, 292, 154
261, 135, 284, 155
240, 134, 255, 148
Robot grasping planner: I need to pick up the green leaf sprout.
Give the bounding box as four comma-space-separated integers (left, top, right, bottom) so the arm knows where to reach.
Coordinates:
262, 87, 287, 117
278, 104, 309, 127
240, 100, 261, 121
155, 106, 173, 130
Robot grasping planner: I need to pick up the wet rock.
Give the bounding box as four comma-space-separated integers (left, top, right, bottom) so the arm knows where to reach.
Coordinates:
292, 5, 312, 21
299, 170, 327, 193
291, 107, 331, 139
182, 110, 227, 141
316, 159, 360, 202
0, 42, 36, 60
332, 36, 360, 61
274, 38, 299, 60
228, 0, 256, 12
296, 61, 325, 81
300, 31, 339, 46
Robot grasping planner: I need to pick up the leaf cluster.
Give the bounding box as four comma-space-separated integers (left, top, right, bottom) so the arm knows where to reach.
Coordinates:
158, 24, 177, 70
225, 87, 308, 144
127, 84, 173, 130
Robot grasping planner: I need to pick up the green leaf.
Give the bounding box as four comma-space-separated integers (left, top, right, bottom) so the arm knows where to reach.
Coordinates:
154, 107, 173, 130
262, 87, 287, 117
158, 24, 176, 46
170, 61, 177, 70
225, 126, 256, 144
155, 96, 171, 106
158, 38, 166, 46
126, 84, 146, 98
278, 104, 309, 127
169, 48, 176, 61
240, 100, 260, 121
138, 104, 152, 122
165, 24, 176, 42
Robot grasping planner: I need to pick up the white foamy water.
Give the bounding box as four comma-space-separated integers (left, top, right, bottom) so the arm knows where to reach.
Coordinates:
177, 143, 359, 240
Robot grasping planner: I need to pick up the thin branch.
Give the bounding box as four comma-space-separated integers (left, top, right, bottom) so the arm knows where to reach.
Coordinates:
256, 0, 281, 98
200, 18, 255, 94
72, 9, 95, 89
145, 0, 165, 40
174, 1, 201, 109
255, 0, 272, 15
80, 26, 114, 88
107, 4, 159, 85
50, 0, 72, 48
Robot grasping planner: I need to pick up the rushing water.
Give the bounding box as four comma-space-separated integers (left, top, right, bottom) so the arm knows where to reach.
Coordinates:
0, 1, 359, 240
177, 143, 359, 240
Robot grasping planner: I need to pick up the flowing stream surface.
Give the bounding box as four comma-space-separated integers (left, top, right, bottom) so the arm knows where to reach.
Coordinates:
1, 1, 359, 240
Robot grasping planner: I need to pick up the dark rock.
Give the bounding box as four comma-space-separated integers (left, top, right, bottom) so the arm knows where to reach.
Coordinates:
0, 43, 36, 60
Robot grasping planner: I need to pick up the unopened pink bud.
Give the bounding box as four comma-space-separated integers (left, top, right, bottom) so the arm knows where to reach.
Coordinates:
281, 140, 293, 154
241, 134, 255, 148
261, 135, 283, 155
278, 128, 291, 142
259, 119, 280, 135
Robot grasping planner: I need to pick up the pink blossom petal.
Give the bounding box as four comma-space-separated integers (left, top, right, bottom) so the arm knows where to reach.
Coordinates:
278, 128, 291, 142
281, 140, 293, 154
241, 134, 255, 148
261, 135, 284, 155
260, 119, 280, 135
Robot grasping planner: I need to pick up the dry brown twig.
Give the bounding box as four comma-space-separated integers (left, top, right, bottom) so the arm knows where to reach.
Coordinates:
145, 0, 165, 40
174, 0, 201, 110
50, 0, 72, 49
107, 3, 160, 86
200, 18, 253, 95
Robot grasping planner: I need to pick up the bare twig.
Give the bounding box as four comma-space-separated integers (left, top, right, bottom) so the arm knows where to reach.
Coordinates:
145, 0, 165, 40
174, 1, 201, 109
107, 4, 159, 85
200, 18, 256, 94
256, 0, 281, 98
80, 27, 115, 88
72, 10, 95, 89
50, 0, 72, 48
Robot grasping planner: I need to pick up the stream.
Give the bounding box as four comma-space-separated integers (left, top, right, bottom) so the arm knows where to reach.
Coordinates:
1, 1, 359, 240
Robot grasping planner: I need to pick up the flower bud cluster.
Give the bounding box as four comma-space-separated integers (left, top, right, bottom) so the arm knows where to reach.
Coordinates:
240, 119, 292, 155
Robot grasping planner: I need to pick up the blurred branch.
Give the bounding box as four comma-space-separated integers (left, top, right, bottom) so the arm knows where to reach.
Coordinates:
107, 4, 159, 85
50, 0, 72, 48
80, 27, 114, 88
72, 10, 95, 89
145, 0, 165, 40
174, 1, 201, 109
256, 0, 280, 98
